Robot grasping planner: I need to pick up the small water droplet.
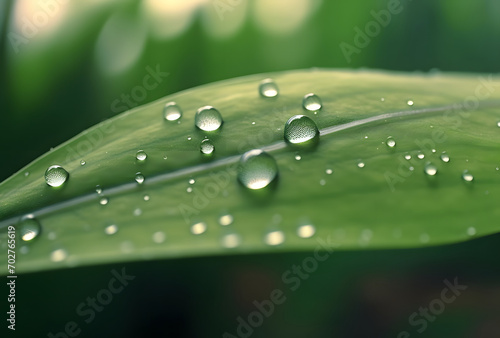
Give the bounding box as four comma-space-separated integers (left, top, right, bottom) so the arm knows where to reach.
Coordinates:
467, 227, 476, 236
163, 102, 182, 121
417, 153, 425, 159
48, 232, 56, 240
380, 98, 385, 102
302, 93, 322, 111
105, 224, 118, 235
18, 215, 41, 242
251, 121, 256, 125
419, 233, 430, 243
221, 233, 241, 248
407, 100, 414, 106
195, 106, 223, 131
357, 161, 365, 168
187, 136, 192, 141
259, 78, 279, 98
24, 171, 29, 177
440, 152, 450, 163
191, 222, 207, 235
133, 208, 142, 216
96, 185, 103, 194
497, 121, 500, 127
219, 214, 233, 226
284, 115, 319, 145
143, 194, 150, 201
424, 163, 438, 176
121, 241, 134, 253
238, 149, 278, 190
295, 154, 301, 161
45, 165, 69, 187
297, 224, 315, 238
264, 230, 284, 246
189, 179, 195, 185
364, 135, 368, 139
462, 170, 474, 182
386, 136, 396, 148
326, 169, 333, 175
186, 187, 193, 193
200, 139, 215, 155
136, 150, 147, 161
152, 231, 166, 243
80, 160, 86, 166
319, 179, 326, 186
431, 149, 436, 153
50, 249, 68, 262
135, 172, 145, 184
99, 197, 109, 205
409, 166, 414, 171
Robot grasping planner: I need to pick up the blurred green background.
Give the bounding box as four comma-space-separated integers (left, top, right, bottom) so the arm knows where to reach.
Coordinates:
1, 0, 500, 337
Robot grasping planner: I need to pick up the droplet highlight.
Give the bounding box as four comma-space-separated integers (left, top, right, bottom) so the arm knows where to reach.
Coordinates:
105, 224, 118, 235
219, 214, 234, 226
265, 230, 285, 246
297, 225, 316, 238
191, 222, 207, 235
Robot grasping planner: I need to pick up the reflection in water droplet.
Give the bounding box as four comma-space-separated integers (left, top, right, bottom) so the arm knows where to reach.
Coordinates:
152, 231, 166, 243
440, 152, 450, 163
462, 170, 474, 182
163, 102, 182, 121
357, 161, 365, 168
18, 215, 41, 242
386, 137, 396, 148
45, 165, 69, 187
200, 139, 215, 155
238, 149, 278, 190
80, 160, 86, 166
221, 233, 241, 248
424, 163, 438, 176
105, 224, 118, 235
99, 197, 109, 205
265, 230, 284, 246
135, 172, 145, 184
407, 100, 414, 106
302, 93, 322, 111
259, 78, 279, 98
219, 214, 233, 226
284, 115, 319, 145
50, 249, 68, 262
297, 225, 315, 238
467, 227, 476, 236
191, 222, 207, 235
195, 106, 223, 131
136, 150, 147, 161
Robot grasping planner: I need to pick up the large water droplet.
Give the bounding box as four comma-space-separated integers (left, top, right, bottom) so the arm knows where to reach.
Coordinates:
195, 106, 223, 131
136, 150, 147, 161
18, 215, 41, 242
302, 93, 322, 111
284, 115, 319, 145
297, 224, 315, 238
424, 163, 438, 176
440, 152, 450, 163
135, 172, 145, 184
200, 139, 215, 155
259, 78, 279, 98
462, 170, 474, 182
163, 102, 182, 121
386, 137, 396, 148
265, 230, 284, 246
45, 165, 69, 187
237, 149, 278, 190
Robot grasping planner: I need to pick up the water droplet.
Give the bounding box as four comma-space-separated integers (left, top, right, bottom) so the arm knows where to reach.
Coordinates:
135, 172, 145, 184
380, 98, 385, 102
417, 153, 425, 159
284, 115, 319, 145
259, 78, 279, 98
121, 241, 134, 253
24, 171, 29, 177
96, 185, 103, 194
297, 225, 315, 238
163, 102, 182, 121
295, 154, 301, 161
264, 230, 284, 246
105, 224, 118, 235
99, 197, 109, 205
497, 121, 500, 128
424, 163, 438, 176
133, 208, 142, 216
302, 93, 322, 111
357, 161, 365, 168
221, 233, 241, 248
326, 169, 333, 175
50, 249, 68, 262
152, 231, 166, 243
419, 233, 430, 243
186, 187, 193, 193
219, 214, 234, 226
251, 121, 256, 125
80, 160, 86, 166
143, 194, 150, 201
431, 149, 436, 153
467, 227, 476, 236
195, 106, 223, 131
409, 166, 414, 171
187, 136, 192, 141
237, 149, 278, 190
18, 215, 41, 242
319, 179, 326, 186
189, 179, 195, 185
404, 154, 412, 160
136, 150, 147, 161
462, 170, 474, 182
440, 152, 450, 163
48, 232, 56, 240
200, 139, 215, 155
386, 137, 396, 148
191, 222, 207, 235
45, 165, 69, 187
407, 100, 414, 106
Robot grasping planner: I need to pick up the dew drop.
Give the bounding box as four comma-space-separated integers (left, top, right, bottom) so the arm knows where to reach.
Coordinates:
295, 154, 301, 161
135, 172, 145, 184
105, 224, 118, 235
424, 163, 438, 176
284, 115, 319, 145
467, 227, 476, 236
96, 186, 103, 194
195, 106, 223, 131
219, 214, 234, 226
188, 179, 195, 185
50, 249, 68, 262
417, 153, 425, 159
45, 165, 69, 187
419, 233, 430, 243
163, 155, 168, 160
191, 222, 207, 235
297, 224, 315, 238
200, 139, 215, 155
497, 121, 500, 128
237, 149, 278, 190
407, 100, 414, 106
319, 179, 326, 186
48, 232, 56, 240
143, 194, 150, 201
18, 215, 41, 242
163, 102, 182, 121
186, 187, 193, 193
24, 171, 29, 177
357, 161, 365, 168
264, 230, 284, 246
99, 197, 109, 205
462, 170, 474, 182
133, 208, 142, 216
326, 169, 333, 175
136, 150, 147, 161
80, 160, 86, 166
404, 154, 412, 160
221, 233, 241, 248
259, 78, 279, 98
302, 93, 322, 111
386, 136, 396, 148
152, 231, 166, 243
440, 152, 450, 163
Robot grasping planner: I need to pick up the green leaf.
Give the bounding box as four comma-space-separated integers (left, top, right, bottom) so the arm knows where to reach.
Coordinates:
2, 69, 500, 274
